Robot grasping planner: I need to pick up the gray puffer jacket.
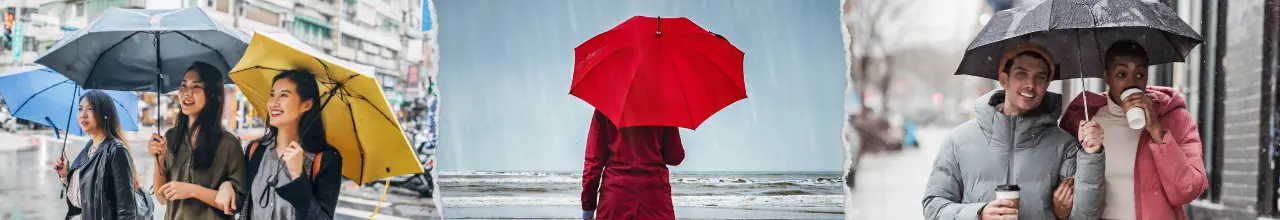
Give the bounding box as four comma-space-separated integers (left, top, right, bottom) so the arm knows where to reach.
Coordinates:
922, 89, 1105, 220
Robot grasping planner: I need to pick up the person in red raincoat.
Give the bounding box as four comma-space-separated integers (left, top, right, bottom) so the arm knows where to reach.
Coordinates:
581, 110, 685, 220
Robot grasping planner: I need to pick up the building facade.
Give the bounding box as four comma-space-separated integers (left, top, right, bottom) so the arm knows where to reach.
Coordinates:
3, 0, 427, 129
1135, 0, 1280, 219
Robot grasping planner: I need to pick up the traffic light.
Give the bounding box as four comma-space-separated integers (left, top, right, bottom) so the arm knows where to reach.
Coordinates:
3, 11, 12, 29
2, 9, 12, 51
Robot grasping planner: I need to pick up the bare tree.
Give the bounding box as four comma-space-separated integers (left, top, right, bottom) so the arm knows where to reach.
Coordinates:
844, 0, 916, 112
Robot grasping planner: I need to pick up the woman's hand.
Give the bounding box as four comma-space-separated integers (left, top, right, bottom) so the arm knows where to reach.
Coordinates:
214, 181, 236, 215
282, 141, 305, 180
1077, 120, 1104, 154
53, 155, 68, 183
1052, 177, 1074, 220
148, 134, 167, 168
159, 181, 202, 200
1122, 93, 1165, 143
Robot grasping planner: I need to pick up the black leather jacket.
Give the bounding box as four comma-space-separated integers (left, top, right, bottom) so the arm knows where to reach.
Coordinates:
64, 138, 141, 220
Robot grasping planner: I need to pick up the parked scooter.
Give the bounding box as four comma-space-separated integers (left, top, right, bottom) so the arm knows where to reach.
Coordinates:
367, 123, 436, 198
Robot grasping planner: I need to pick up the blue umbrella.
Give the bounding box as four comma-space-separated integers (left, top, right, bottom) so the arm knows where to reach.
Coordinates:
0, 66, 140, 137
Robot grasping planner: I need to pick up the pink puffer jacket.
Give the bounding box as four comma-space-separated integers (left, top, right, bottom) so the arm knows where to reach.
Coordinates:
1059, 86, 1208, 220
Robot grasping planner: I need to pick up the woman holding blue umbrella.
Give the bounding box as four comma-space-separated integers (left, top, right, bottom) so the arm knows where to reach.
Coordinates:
52, 90, 152, 220
147, 62, 248, 219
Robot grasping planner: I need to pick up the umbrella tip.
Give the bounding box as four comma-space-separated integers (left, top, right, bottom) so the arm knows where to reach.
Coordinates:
656, 16, 663, 36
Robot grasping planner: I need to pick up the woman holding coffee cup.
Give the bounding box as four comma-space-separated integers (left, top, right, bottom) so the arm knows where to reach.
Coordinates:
1059, 40, 1208, 220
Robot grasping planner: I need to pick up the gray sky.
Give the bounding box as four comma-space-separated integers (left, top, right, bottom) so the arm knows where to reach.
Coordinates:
435, 0, 846, 172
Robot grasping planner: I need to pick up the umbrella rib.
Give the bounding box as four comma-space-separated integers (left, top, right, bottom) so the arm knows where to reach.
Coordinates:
343, 90, 396, 127
83, 31, 146, 89
661, 44, 699, 128
172, 31, 237, 74
335, 88, 370, 184
10, 80, 74, 115
672, 37, 745, 93
229, 66, 288, 75
105, 93, 139, 125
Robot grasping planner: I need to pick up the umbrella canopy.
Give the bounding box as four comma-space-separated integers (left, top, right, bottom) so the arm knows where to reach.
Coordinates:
955, 0, 1202, 80
0, 66, 140, 136
35, 7, 249, 93
229, 31, 423, 185
571, 16, 746, 130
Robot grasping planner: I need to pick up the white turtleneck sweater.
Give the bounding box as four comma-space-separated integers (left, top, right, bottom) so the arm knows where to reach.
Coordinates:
1096, 95, 1141, 220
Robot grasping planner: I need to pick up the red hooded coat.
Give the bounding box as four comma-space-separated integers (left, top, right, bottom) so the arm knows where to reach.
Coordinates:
582, 110, 685, 220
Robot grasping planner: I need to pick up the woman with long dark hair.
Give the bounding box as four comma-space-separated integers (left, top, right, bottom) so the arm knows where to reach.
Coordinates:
52, 90, 148, 219
146, 61, 247, 219
240, 69, 343, 219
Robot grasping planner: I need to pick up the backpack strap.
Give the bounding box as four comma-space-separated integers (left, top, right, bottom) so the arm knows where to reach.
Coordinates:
312, 152, 324, 182
247, 141, 261, 160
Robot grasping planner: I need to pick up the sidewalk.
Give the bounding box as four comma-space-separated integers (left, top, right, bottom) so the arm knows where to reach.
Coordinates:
845, 127, 946, 220
0, 132, 35, 151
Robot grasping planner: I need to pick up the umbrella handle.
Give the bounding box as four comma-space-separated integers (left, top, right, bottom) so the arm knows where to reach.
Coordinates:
1076, 29, 1091, 122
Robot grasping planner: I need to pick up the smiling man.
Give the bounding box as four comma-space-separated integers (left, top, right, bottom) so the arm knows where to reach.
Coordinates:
923, 43, 1105, 220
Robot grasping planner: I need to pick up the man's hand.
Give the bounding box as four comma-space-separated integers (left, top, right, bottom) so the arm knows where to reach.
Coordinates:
1052, 177, 1075, 220
1122, 92, 1165, 144
980, 199, 1018, 220
1078, 120, 1104, 154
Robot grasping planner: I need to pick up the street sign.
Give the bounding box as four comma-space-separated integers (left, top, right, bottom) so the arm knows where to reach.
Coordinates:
422, 0, 433, 31
11, 18, 21, 60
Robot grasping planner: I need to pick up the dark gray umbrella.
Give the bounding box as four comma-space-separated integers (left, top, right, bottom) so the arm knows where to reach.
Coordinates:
955, 0, 1203, 81
35, 7, 249, 92
34, 7, 249, 162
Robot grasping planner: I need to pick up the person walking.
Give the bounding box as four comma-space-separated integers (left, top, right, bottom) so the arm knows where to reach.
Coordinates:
238, 69, 344, 220
923, 44, 1106, 220
581, 110, 685, 220
1059, 40, 1207, 220
147, 62, 248, 219
53, 90, 152, 220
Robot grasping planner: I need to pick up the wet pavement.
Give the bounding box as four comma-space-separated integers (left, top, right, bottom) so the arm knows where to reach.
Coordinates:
0, 129, 438, 220
844, 127, 946, 220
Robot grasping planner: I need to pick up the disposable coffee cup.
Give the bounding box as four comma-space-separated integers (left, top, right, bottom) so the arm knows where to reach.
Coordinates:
995, 185, 1020, 211
1121, 88, 1146, 130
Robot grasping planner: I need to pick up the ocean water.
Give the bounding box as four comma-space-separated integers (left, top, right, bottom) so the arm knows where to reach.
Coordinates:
441, 171, 844, 208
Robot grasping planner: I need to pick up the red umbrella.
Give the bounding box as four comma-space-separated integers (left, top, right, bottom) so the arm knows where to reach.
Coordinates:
571, 16, 746, 130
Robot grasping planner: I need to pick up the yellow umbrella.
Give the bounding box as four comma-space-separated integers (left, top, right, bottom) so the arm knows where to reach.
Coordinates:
229, 31, 423, 185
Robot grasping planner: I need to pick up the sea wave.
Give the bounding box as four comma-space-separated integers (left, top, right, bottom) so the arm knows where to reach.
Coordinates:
671, 177, 843, 187
443, 195, 844, 207
440, 171, 582, 177
440, 172, 842, 186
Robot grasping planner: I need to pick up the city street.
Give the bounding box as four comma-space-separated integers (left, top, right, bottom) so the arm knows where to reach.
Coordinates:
846, 127, 946, 220
0, 128, 438, 220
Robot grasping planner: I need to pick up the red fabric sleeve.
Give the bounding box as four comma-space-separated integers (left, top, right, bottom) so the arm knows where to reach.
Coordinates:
1146, 109, 1208, 206
581, 111, 611, 211
661, 127, 685, 166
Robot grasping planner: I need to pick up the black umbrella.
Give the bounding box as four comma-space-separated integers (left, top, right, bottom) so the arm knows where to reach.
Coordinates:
956, 0, 1203, 81
34, 7, 249, 166
958, 0, 1203, 186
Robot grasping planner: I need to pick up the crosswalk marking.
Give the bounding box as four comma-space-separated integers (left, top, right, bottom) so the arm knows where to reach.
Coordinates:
335, 207, 412, 220
340, 196, 394, 208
